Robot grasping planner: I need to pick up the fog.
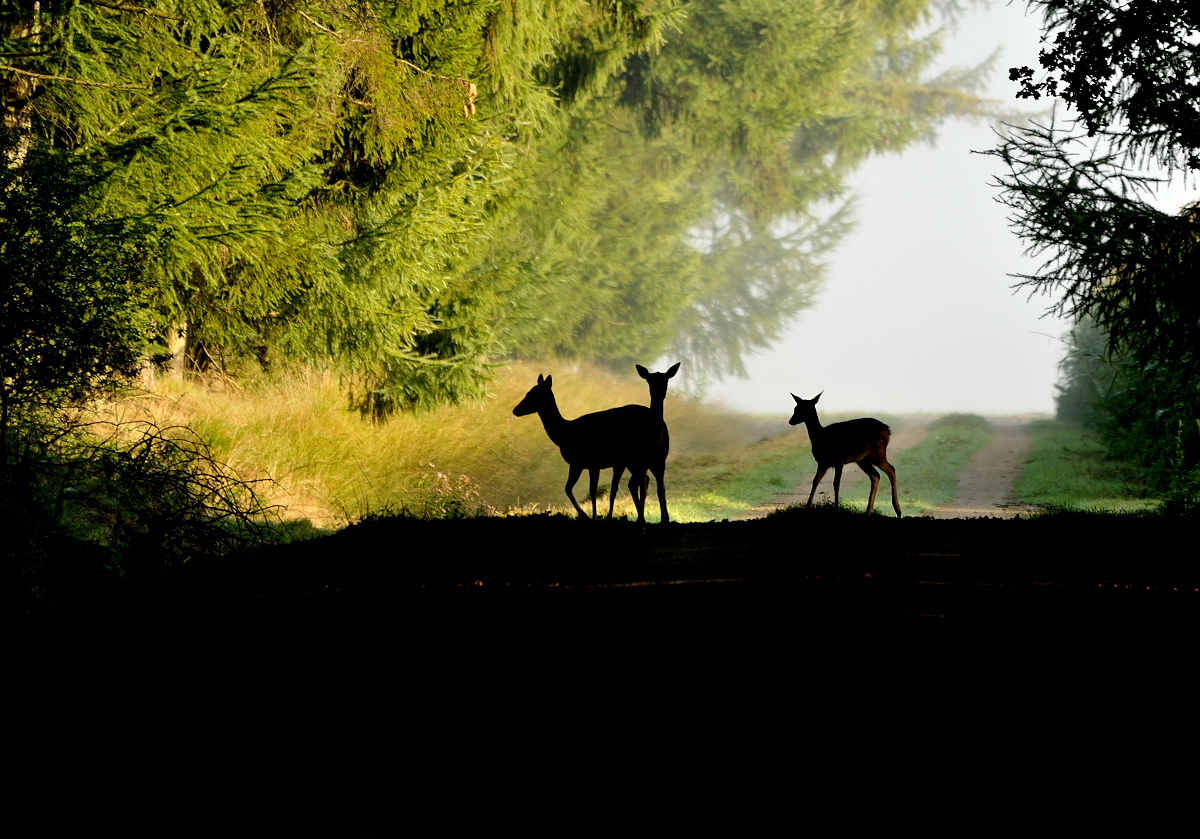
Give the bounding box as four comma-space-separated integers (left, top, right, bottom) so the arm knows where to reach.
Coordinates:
699, 1, 1193, 417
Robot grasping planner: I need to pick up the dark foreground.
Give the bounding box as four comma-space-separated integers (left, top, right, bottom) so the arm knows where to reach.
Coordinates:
13, 509, 1197, 830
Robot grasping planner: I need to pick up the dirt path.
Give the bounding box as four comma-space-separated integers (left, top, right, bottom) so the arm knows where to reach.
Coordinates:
925, 418, 1038, 519
744, 417, 930, 517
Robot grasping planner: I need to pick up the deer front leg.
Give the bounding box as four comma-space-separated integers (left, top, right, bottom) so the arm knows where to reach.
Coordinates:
565, 463, 588, 519
833, 464, 844, 510
653, 463, 669, 525
607, 466, 625, 520
627, 468, 647, 523
806, 466, 829, 508
588, 468, 600, 520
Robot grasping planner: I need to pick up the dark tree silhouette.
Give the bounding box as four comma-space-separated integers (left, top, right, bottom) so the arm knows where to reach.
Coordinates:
992, 0, 1200, 495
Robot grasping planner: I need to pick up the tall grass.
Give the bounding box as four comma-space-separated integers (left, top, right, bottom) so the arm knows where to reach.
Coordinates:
1015, 419, 1156, 512
133, 363, 800, 527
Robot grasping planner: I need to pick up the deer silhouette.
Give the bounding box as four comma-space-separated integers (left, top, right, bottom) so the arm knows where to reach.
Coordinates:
512, 366, 676, 523
789, 392, 901, 517
625, 363, 679, 525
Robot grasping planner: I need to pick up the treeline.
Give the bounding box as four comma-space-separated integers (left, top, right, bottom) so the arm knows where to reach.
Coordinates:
2, 0, 987, 413
993, 0, 1199, 511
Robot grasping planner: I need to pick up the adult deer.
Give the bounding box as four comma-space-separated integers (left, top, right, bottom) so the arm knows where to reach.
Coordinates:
626, 363, 679, 526
512, 364, 677, 524
789, 392, 901, 517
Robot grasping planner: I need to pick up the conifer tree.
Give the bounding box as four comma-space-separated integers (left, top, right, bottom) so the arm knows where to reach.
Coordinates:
3, 0, 993, 410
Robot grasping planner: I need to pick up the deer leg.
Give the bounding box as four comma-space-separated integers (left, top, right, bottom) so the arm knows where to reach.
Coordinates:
565, 463, 588, 519
880, 460, 901, 517
628, 468, 647, 523
806, 466, 828, 508
588, 468, 600, 520
833, 464, 844, 510
653, 463, 669, 525
858, 460, 881, 516
607, 466, 625, 520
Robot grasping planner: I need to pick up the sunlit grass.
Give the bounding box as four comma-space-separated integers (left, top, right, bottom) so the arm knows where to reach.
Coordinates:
129, 362, 796, 528
659, 430, 811, 522
1015, 419, 1156, 512
836, 414, 993, 517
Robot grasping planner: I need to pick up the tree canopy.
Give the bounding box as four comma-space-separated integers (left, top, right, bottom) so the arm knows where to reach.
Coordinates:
992, 0, 1200, 493
2, 0, 992, 412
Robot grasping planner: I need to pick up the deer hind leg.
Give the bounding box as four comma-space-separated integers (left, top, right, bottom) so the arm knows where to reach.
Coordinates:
879, 460, 901, 517
652, 462, 669, 525
565, 463, 588, 519
858, 460, 882, 515
607, 466, 625, 520
806, 466, 829, 508
588, 468, 600, 520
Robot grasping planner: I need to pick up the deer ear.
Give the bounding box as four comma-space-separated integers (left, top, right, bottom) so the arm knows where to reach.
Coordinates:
814, 391, 822, 403
667, 362, 680, 378
545, 375, 552, 387
636, 364, 649, 379
792, 393, 802, 404
537, 374, 544, 384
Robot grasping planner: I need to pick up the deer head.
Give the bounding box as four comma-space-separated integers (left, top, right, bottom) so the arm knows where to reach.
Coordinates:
788, 391, 822, 426
636, 362, 680, 402
513, 374, 553, 416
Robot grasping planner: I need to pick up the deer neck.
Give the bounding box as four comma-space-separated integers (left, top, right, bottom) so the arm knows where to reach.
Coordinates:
650, 392, 664, 426
538, 392, 571, 447
803, 414, 825, 444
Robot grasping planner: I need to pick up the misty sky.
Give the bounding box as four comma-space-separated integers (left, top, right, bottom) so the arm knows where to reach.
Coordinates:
699, 1, 1194, 417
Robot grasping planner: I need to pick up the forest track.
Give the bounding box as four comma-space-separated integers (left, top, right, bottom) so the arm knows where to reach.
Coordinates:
926, 418, 1039, 519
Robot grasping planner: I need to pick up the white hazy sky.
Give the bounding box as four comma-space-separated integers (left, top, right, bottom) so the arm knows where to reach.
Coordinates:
697, 1, 1194, 417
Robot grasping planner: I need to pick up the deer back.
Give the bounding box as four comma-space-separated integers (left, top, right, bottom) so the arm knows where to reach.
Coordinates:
558, 404, 664, 467
812, 418, 890, 466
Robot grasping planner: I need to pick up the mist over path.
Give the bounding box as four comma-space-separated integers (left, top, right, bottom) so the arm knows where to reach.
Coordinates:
927, 419, 1037, 519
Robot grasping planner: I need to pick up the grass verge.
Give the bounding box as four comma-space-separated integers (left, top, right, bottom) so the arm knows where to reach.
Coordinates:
837, 414, 992, 516
129, 363, 798, 528
1014, 419, 1155, 512
661, 432, 811, 522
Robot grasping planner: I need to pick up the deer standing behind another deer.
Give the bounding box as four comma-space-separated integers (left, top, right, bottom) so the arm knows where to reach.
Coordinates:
789, 392, 901, 517
511, 363, 678, 525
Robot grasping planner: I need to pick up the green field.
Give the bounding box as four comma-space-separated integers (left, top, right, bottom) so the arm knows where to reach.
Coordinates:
1014, 419, 1155, 512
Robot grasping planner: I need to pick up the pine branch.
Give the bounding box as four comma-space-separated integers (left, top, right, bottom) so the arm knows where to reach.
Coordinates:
82, 1, 184, 21
0, 65, 147, 90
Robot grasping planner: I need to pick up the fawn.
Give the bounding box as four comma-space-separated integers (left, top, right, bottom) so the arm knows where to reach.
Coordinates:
789, 392, 901, 516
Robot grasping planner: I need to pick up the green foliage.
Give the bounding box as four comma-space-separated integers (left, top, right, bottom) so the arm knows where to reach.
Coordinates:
991, 0, 1199, 503
0, 132, 159, 411
1014, 418, 1154, 512
1054, 318, 1200, 495
1010, 0, 1200, 171
3, 0, 992, 411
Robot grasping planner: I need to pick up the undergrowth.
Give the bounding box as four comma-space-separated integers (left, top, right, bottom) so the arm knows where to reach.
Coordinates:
1015, 419, 1156, 512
